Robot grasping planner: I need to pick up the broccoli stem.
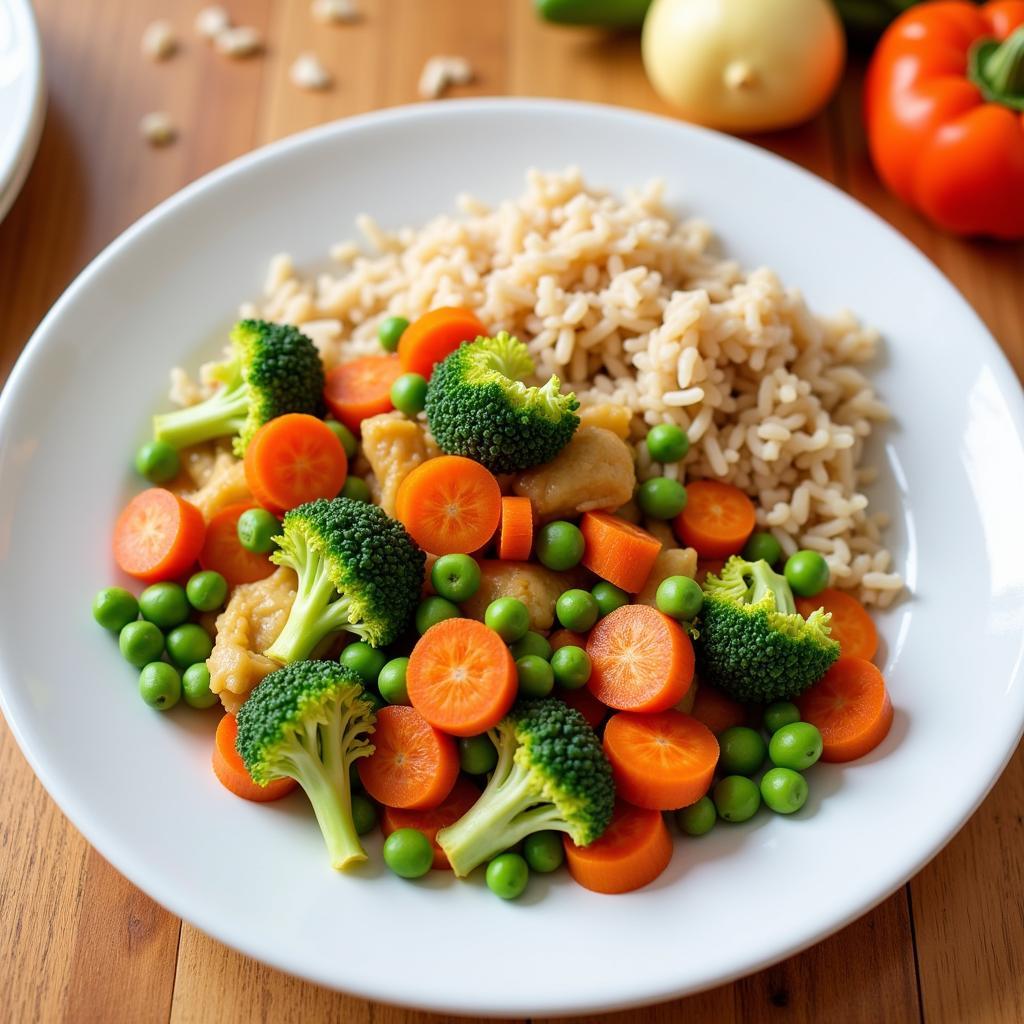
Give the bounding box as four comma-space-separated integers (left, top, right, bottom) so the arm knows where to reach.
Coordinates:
748, 560, 797, 615
152, 380, 249, 450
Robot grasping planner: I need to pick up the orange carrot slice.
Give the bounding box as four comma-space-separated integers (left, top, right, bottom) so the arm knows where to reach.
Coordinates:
199, 502, 276, 587
323, 354, 403, 432
564, 801, 673, 895
580, 511, 662, 593
113, 488, 206, 583
398, 307, 487, 379
689, 683, 748, 736
407, 618, 518, 737
497, 496, 534, 561
675, 480, 756, 559
212, 713, 297, 802
381, 775, 481, 870
603, 710, 719, 810
796, 588, 879, 662
586, 604, 694, 712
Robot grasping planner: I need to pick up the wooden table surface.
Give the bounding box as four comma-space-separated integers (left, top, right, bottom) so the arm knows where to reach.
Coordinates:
2, 2, 1022, 1021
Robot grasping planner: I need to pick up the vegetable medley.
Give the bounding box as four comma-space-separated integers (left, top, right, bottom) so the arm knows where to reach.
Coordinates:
94, 307, 895, 899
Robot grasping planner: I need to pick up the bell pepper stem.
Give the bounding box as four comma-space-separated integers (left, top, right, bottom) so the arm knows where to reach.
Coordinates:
970, 26, 1024, 111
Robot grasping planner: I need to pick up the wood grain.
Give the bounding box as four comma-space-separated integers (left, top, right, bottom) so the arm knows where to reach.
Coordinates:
0, 3, 1022, 1023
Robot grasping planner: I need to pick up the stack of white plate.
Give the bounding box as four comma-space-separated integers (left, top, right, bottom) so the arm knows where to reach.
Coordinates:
0, 0, 45, 223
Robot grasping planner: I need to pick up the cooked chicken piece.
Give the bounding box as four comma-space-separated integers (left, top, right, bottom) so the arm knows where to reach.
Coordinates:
461, 560, 588, 632
578, 402, 633, 440
513, 427, 635, 522
177, 449, 251, 522
635, 548, 699, 607
361, 412, 432, 516
208, 567, 296, 713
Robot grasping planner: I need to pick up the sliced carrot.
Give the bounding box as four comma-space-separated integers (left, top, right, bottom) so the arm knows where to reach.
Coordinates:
580, 511, 662, 593
549, 628, 586, 652
603, 710, 718, 810
689, 682, 747, 736
113, 487, 206, 583
497, 496, 534, 561
406, 618, 518, 737
398, 307, 487, 379
556, 685, 608, 730
381, 775, 481, 870
675, 480, 756, 559
323, 354, 403, 432
796, 588, 879, 662
243, 413, 348, 515
357, 705, 459, 810
564, 801, 672, 895
395, 455, 502, 555
797, 657, 893, 763
586, 604, 694, 712
199, 502, 276, 587
211, 713, 297, 802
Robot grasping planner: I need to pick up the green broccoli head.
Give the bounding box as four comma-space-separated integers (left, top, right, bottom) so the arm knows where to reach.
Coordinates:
436, 698, 614, 878
153, 319, 325, 455
696, 556, 840, 703
264, 497, 425, 664
235, 660, 376, 870
424, 332, 580, 474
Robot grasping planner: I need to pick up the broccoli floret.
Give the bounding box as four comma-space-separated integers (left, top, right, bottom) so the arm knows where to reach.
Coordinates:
424, 332, 580, 473
696, 556, 840, 703
436, 699, 614, 878
264, 497, 424, 664
153, 319, 325, 455
235, 660, 375, 869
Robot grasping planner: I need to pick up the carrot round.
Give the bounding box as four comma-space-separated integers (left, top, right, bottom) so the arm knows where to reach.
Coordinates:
407, 618, 517, 737
796, 588, 879, 662
689, 683, 747, 736
199, 503, 276, 587
580, 511, 662, 593
497, 496, 534, 561
398, 307, 487, 379
243, 413, 348, 515
564, 801, 672, 895
586, 604, 694, 712
211, 713, 297, 802
603, 710, 718, 810
557, 685, 608, 730
113, 487, 206, 583
357, 705, 459, 810
395, 455, 501, 555
323, 354, 403, 432
675, 480, 756, 559
381, 775, 481, 870
797, 657, 893, 763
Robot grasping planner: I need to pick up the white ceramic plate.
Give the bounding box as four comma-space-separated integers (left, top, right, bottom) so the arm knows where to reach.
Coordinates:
0, 0, 45, 222
1, 100, 1023, 1016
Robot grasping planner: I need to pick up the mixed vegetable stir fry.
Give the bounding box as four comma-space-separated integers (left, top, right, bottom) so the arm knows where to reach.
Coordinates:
94, 308, 894, 899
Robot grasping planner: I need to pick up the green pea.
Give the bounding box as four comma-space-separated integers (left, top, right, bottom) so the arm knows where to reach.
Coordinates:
646, 423, 689, 463
186, 570, 228, 612
510, 631, 553, 662
378, 315, 410, 353
138, 582, 190, 630
713, 775, 761, 823
784, 550, 830, 598
516, 655, 555, 698
523, 831, 564, 873
591, 581, 629, 617
182, 663, 219, 709
761, 767, 809, 814
165, 623, 214, 669
484, 597, 530, 643
377, 657, 410, 705
138, 662, 181, 710
340, 641, 388, 684
535, 521, 585, 571
555, 589, 599, 632
550, 645, 591, 690
718, 726, 768, 777
637, 477, 688, 519
486, 852, 529, 900
134, 440, 180, 484
768, 722, 823, 771
119, 620, 164, 668
763, 701, 801, 734
383, 828, 433, 879
93, 587, 139, 632
431, 553, 481, 603
416, 596, 461, 635
676, 796, 716, 836
742, 531, 783, 567
324, 419, 358, 459
236, 508, 280, 554
340, 477, 372, 502
352, 793, 378, 835
391, 373, 429, 416
459, 734, 498, 775
655, 575, 704, 621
